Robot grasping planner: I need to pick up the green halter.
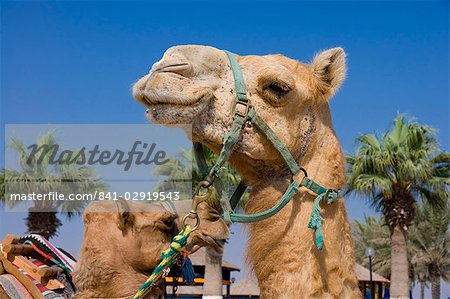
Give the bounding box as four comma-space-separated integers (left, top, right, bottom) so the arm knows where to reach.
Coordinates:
194, 50, 340, 250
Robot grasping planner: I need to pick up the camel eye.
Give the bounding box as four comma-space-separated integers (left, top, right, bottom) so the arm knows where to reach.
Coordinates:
265, 83, 291, 98
260, 82, 292, 106
155, 215, 176, 233
207, 209, 221, 221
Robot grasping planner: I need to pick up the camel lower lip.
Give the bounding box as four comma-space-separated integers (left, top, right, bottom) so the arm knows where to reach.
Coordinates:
203, 235, 226, 252
187, 235, 226, 254
146, 102, 197, 110
151, 100, 194, 106
145, 92, 209, 107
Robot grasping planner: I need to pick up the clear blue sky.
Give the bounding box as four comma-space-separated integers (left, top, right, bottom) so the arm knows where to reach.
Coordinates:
1, 1, 449, 297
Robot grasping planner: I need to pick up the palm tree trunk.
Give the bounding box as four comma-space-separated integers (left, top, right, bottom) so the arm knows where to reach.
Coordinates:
431, 273, 440, 299
390, 224, 410, 299
419, 281, 425, 299
202, 247, 223, 299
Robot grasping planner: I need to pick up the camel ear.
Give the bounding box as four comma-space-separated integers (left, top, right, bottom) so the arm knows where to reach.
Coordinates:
83, 211, 92, 224
311, 47, 346, 98
116, 198, 134, 231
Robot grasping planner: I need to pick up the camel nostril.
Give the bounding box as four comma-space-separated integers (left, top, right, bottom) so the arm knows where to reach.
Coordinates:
152, 61, 193, 78
143, 95, 153, 105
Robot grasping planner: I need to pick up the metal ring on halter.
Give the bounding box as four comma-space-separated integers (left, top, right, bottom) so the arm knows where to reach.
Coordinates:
194, 180, 213, 196
181, 212, 201, 231
291, 167, 308, 185
299, 167, 308, 178
181, 181, 213, 231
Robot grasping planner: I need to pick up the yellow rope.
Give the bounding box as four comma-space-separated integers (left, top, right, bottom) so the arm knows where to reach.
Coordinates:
133, 225, 192, 299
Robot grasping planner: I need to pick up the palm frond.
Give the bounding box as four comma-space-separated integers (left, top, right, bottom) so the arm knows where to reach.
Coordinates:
153, 147, 248, 211
346, 115, 448, 228
1, 131, 108, 238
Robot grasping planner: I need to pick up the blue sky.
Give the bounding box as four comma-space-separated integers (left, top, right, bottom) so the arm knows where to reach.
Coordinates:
1, 0, 449, 297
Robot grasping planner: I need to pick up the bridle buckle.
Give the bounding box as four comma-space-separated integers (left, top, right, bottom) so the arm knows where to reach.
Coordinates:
234, 98, 251, 120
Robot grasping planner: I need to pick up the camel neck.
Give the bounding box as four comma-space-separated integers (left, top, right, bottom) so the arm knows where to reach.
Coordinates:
74, 244, 157, 298
234, 106, 345, 192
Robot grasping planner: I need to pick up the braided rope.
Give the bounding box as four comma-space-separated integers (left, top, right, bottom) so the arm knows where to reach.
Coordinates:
133, 225, 192, 299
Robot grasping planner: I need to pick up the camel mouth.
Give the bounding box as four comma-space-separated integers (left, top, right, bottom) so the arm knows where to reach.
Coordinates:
140, 90, 206, 107
138, 91, 212, 125
188, 233, 227, 254
133, 72, 212, 108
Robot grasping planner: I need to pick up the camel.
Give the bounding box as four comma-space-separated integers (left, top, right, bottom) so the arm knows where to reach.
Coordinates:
132, 45, 361, 298
74, 199, 228, 298
0, 200, 229, 299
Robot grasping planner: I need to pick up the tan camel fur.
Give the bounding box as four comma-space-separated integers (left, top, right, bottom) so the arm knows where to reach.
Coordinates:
133, 45, 361, 298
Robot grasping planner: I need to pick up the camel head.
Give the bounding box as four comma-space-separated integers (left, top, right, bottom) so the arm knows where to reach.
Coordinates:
74, 199, 229, 297
78, 199, 229, 269
76, 200, 178, 276
133, 45, 346, 180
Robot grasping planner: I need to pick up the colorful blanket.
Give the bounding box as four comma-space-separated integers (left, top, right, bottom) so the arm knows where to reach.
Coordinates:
0, 274, 34, 299
19, 234, 76, 274
0, 234, 76, 299
0, 269, 67, 299
12, 262, 66, 299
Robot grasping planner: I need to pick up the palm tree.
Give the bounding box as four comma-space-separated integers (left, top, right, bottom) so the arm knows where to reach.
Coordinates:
353, 214, 425, 298
153, 149, 196, 200
414, 269, 429, 299
409, 203, 450, 299
346, 115, 449, 297
0, 131, 107, 239
354, 216, 391, 279
353, 207, 449, 299
154, 147, 246, 297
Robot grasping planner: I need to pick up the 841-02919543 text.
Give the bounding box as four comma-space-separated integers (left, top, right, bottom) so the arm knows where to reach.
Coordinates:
99, 191, 180, 201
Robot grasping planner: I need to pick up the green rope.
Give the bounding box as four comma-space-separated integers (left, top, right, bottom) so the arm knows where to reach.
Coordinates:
133, 226, 192, 299
307, 190, 340, 250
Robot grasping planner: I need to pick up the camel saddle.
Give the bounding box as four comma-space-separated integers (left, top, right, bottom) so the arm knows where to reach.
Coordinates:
0, 234, 76, 299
